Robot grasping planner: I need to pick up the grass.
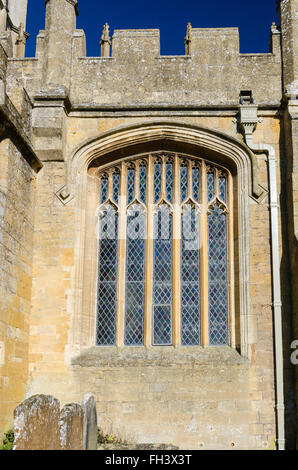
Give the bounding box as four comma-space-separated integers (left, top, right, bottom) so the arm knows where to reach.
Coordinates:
0, 430, 14, 451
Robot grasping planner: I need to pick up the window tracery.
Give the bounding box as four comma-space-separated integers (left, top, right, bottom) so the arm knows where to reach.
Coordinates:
96, 152, 231, 347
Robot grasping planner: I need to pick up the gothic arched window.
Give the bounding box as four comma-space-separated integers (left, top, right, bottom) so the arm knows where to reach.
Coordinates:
96, 153, 231, 347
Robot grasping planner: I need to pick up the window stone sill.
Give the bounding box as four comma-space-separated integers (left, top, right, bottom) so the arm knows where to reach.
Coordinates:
71, 345, 249, 368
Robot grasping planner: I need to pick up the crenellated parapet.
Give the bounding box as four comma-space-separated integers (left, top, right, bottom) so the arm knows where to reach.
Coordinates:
4, 17, 280, 114
67, 24, 281, 107
2, 0, 279, 110
1, 2, 284, 161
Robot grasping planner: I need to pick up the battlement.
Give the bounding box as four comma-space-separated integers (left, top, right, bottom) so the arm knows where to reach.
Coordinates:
112, 29, 160, 61
61, 24, 281, 106
6, 22, 282, 108
106, 25, 280, 61
62, 22, 280, 62
190, 27, 239, 60
109, 26, 241, 62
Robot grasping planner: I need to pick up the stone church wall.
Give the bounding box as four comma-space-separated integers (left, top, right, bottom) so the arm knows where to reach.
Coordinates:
0, 138, 36, 435
25, 112, 293, 449
0, 0, 297, 449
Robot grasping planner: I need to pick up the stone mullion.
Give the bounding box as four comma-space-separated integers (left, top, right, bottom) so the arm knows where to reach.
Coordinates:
227, 172, 235, 348
107, 169, 113, 200
115, 162, 127, 347
200, 161, 209, 347
172, 154, 181, 347
144, 156, 154, 346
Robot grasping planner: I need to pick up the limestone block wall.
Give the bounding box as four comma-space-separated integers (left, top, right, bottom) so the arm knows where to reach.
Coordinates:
6, 58, 40, 117
0, 39, 6, 80
24, 113, 295, 449
0, 138, 36, 435
28, 160, 76, 395
72, 347, 274, 450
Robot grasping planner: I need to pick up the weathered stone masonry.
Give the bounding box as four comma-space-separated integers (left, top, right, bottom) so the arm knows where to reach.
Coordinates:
0, 0, 297, 450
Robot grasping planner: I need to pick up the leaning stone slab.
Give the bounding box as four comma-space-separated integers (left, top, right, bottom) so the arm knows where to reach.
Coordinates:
13, 394, 61, 450
82, 393, 97, 450
59, 403, 84, 450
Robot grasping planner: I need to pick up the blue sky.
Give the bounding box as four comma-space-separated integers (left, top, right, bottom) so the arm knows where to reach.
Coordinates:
25, 0, 279, 57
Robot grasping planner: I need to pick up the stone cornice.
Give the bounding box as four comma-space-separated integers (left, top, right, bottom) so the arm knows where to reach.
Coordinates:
34, 86, 71, 113
287, 100, 298, 120
282, 93, 298, 119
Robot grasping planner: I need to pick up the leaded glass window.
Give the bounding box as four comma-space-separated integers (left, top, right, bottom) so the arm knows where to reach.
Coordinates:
219, 172, 227, 203
192, 166, 200, 203
127, 165, 135, 205
96, 205, 118, 345
153, 205, 173, 345
154, 160, 162, 204
112, 170, 120, 204
125, 205, 146, 345
139, 163, 147, 204
208, 204, 228, 345
100, 174, 109, 204
165, 161, 173, 203
180, 163, 188, 203
207, 169, 215, 203
181, 205, 201, 345
96, 153, 232, 347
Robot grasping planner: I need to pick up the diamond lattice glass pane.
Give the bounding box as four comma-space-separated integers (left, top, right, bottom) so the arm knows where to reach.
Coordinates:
139, 165, 147, 204
153, 284, 172, 305
112, 171, 120, 203
100, 177, 108, 204
154, 162, 161, 203
153, 306, 172, 345
192, 167, 200, 203
125, 208, 146, 345
181, 207, 201, 345
208, 205, 228, 345
96, 207, 118, 345
166, 162, 173, 202
207, 172, 215, 203
219, 176, 226, 202
127, 168, 135, 204
180, 165, 188, 202
153, 206, 172, 345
